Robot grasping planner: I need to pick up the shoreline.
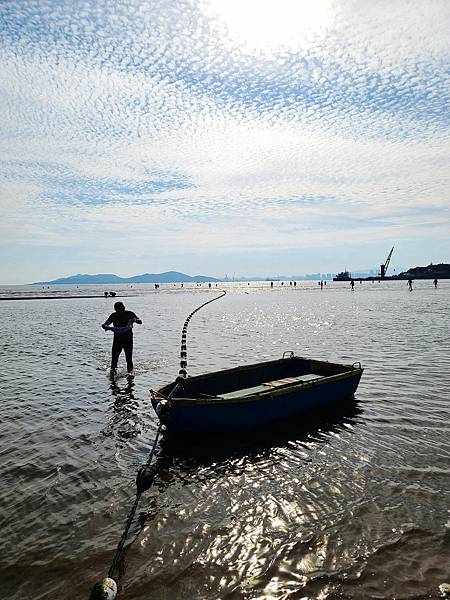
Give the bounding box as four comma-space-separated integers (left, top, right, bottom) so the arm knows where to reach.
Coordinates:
0, 295, 136, 301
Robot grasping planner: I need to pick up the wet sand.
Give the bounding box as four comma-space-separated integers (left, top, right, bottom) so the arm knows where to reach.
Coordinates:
0, 295, 134, 300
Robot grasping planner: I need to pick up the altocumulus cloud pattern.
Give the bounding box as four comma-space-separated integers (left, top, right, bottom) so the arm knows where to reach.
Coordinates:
0, 0, 449, 280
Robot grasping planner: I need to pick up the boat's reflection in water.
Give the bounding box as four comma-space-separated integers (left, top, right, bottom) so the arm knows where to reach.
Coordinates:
126, 399, 364, 596
158, 397, 363, 468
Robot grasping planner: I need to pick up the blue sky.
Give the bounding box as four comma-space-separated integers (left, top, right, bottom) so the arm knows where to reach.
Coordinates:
1, 0, 449, 283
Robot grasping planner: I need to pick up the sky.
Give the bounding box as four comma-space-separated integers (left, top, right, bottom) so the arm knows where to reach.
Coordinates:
1, 0, 449, 284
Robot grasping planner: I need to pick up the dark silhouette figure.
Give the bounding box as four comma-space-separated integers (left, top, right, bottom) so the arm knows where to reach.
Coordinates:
320, 280, 323, 289
102, 302, 142, 373
408, 279, 413, 291
350, 279, 355, 290
434, 278, 438, 288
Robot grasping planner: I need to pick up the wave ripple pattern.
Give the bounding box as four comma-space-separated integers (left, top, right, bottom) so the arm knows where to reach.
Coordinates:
0, 281, 449, 599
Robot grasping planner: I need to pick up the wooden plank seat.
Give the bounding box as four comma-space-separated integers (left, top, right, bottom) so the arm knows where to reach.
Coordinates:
218, 385, 269, 400
263, 374, 324, 387
217, 374, 324, 400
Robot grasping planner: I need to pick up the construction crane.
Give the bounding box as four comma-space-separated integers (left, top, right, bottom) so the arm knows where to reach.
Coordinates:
380, 246, 394, 278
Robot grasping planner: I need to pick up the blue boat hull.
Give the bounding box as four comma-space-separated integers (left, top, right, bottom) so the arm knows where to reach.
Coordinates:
151, 356, 363, 433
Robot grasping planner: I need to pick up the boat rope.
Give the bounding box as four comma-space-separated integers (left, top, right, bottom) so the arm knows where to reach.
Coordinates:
107, 423, 162, 578
89, 289, 227, 600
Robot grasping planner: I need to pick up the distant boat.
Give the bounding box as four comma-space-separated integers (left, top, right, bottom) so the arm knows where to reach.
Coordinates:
151, 353, 363, 432
333, 270, 352, 281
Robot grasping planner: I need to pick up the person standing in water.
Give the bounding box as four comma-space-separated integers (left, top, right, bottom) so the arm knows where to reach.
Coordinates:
350, 279, 355, 290
434, 278, 438, 288
408, 279, 413, 291
102, 302, 142, 374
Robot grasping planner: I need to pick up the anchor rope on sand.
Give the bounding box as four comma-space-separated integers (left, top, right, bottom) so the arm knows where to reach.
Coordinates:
90, 290, 227, 600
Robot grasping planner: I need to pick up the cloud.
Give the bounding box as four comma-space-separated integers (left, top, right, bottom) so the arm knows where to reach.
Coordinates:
0, 0, 449, 281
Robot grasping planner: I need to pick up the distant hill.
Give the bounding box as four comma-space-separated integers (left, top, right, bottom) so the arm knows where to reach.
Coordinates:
393, 263, 450, 279
32, 271, 220, 285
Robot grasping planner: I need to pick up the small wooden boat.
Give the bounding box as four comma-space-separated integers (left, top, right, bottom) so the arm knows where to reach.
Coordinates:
151, 352, 363, 433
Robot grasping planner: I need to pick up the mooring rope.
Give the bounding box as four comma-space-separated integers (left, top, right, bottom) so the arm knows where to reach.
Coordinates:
107, 423, 162, 578
89, 289, 226, 600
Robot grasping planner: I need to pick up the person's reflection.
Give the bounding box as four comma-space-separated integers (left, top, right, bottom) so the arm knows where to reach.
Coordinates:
106, 375, 141, 440
110, 373, 135, 403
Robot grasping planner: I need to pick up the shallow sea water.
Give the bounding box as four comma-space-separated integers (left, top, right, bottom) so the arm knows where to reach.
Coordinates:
0, 280, 449, 599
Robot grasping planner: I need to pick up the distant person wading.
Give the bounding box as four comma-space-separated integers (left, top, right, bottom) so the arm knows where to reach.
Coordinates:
102, 302, 142, 373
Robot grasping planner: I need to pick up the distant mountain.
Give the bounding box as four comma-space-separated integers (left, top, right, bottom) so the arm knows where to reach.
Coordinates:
32, 271, 220, 285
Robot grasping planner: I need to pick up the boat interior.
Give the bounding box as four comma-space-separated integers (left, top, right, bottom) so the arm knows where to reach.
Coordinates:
163, 356, 357, 400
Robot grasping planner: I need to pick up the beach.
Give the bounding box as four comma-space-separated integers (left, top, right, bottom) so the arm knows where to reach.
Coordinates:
0, 280, 449, 599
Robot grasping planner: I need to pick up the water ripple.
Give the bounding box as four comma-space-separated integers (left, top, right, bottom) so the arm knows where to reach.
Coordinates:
0, 282, 449, 599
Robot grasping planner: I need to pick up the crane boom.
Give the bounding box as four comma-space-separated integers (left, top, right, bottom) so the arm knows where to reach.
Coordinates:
380, 246, 394, 278
384, 246, 394, 271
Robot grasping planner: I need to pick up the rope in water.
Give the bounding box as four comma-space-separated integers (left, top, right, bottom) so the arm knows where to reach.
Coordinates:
107, 423, 162, 577
89, 289, 227, 599
178, 290, 226, 378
